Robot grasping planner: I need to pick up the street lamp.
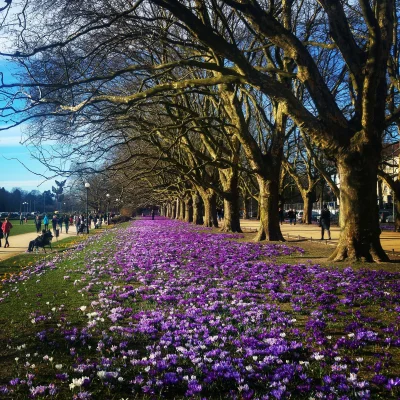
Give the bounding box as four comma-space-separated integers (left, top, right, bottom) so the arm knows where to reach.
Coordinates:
106, 193, 110, 225
85, 182, 90, 233
22, 201, 28, 217
115, 198, 119, 214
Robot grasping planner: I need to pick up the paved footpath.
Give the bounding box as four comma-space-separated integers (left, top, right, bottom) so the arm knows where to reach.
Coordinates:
0, 228, 78, 262
239, 219, 400, 254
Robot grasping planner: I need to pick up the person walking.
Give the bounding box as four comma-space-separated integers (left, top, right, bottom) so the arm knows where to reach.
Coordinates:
0, 220, 3, 247
288, 209, 294, 225
52, 214, 58, 236
43, 214, 49, 231
35, 215, 42, 233
2, 217, 13, 248
75, 215, 81, 235
320, 204, 331, 240
58, 215, 63, 233
64, 214, 69, 234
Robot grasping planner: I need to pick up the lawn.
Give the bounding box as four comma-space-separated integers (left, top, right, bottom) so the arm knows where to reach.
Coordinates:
5, 219, 37, 236
0, 219, 399, 399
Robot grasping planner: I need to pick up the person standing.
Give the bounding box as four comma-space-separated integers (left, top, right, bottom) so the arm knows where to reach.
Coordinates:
75, 215, 80, 235
320, 204, 331, 240
58, 215, 63, 233
35, 215, 42, 233
52, 214, 58, 235
89, 214, 93, 229
288, 209, 294, 225
0, 220, 3, 247
43, 214, 49, 231
2, 217, 13, 248
64, 215, 69, 234
19, 212, 23, 225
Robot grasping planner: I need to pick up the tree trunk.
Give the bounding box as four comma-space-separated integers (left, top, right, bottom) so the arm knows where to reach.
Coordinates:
377, 179, 384, 210
174, 199, 179, 219
219, 169, 242, 232
172, 201, 177, 219
329, 153, 389, 262
242, 197, 248, 219
179, 198, 185, 220
192, 192, 203, 225
301, 190, 316, 224
184, 197, 193, 223
395, 198, 399, 233
166, 203, 172, 218
198, 188, 218, 228
255, 176, 285, 241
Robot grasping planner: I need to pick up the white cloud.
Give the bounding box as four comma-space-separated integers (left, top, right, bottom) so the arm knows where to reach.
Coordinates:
0, 124, 24, 146
0, 135, 23, 146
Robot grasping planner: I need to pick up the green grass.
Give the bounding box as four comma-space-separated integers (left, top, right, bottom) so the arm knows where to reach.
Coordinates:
0, 229, 114, 390
5, 219, 37, 235
0, 234, 88, 278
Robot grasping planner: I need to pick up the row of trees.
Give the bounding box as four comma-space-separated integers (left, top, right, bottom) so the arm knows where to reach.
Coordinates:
0, 187, 61, 214
0, 184, 86, 214
0, 0, 399, 262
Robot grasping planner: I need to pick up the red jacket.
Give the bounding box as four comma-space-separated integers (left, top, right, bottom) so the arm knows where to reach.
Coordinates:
2, 220, 13, 234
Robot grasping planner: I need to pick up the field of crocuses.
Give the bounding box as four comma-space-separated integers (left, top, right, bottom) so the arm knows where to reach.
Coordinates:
0, 218, 399, 399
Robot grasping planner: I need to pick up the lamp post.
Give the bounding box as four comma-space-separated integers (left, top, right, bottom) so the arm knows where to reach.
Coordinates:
22, 201, 28, 217
393, 144, 396, 229
115, 198, 119, 214
85, 182, 90, 233
106, 193, 110, 225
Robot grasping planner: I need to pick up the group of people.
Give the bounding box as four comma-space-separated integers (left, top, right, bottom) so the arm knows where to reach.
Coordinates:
278, 208, 298, 225
0, 211, 111, 251
34, 213, 108, 236
278, 205, 332, 240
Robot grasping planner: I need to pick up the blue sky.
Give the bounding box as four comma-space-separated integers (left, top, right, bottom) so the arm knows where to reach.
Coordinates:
0, 58, 61, 193
0, 125, 57, 192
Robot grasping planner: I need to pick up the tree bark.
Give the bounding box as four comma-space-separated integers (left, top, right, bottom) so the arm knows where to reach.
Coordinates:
178, 198, 185, 220
377, 179, 384, 210
198, 188, 218, 227
300, 190, 316, 224
219, 168, 242, 232
329, 152, 389, 262
255, 176, 285, 241
172, 201, 177, 219
184, 196, 193, 223
166, 203, 172, 218
242, 197, 248, 219
192, 192, 203, 225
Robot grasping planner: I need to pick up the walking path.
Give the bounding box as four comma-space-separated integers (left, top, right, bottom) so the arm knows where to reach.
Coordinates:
239, 219, 400, 254
0, 228, 78, 262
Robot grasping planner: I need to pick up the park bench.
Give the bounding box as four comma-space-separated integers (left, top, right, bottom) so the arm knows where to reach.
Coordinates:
34, 231, 53, 253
